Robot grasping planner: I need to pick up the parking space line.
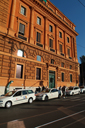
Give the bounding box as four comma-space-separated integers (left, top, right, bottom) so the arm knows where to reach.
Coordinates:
61, 117, 85, 128
35, 110, 85, 128
0, 102, 85, 127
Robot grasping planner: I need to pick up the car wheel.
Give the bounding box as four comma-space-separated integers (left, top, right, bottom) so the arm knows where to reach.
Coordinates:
72, 92, 74, 96
28, 98, 33, 104
5, 101, 12, 108
45, 96, 48, 101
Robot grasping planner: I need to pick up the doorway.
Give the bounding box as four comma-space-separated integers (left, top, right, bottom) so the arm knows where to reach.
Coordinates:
49, 71, 55, 88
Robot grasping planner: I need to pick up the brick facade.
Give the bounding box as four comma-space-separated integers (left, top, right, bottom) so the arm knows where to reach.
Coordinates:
0, 0, 79, 95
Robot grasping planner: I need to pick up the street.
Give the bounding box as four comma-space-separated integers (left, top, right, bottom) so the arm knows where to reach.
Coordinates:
0, 94, 85, 128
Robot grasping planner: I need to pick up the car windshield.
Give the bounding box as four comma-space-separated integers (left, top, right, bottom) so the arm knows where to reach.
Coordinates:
5, 91, 16, 96
67, 87, 73, 90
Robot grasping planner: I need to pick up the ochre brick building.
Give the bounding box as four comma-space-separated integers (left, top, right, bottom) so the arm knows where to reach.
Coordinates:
0, 0, 79, 94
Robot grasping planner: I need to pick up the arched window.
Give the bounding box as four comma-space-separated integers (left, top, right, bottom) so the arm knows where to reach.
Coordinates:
51, 59, 54, 64
37, 55, 41, 61
17, 50, 24, 57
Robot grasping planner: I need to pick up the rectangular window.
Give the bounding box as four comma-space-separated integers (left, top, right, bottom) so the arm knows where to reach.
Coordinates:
59, 44, 62, 53
21, 6, 26, 15
59, 31, 62, 38
70, 74, 72, 82
68, 48, 70, 57
36, 68, 41, 80
62, 73, 64, 82
37, 17, 41, 25
16, 64, 23, 78
36, 32, 41, 43
67, 37, 69, 43
49, 25, 53, 32
49, 39, 53, 48
19, 23, 25, 35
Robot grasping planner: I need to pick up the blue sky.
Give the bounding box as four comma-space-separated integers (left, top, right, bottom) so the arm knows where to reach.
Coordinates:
50, 0, 85, 64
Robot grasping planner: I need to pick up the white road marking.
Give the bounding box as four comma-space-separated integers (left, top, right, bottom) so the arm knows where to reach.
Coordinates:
0, 102, 85, 126
61, 117, 85, 128
7, 120, 25, 128
35, 110, 85, 128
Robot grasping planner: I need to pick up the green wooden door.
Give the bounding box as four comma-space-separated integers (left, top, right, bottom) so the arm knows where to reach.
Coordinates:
49, 71, 55, 88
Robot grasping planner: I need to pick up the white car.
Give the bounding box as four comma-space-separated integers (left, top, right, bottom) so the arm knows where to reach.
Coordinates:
80, 86, 85, 93
0, 89, 36, 108
66, 86, 80, 96
36, 88, 60, 101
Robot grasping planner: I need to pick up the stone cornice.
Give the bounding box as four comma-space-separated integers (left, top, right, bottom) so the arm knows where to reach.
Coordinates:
32, 0, 78, 36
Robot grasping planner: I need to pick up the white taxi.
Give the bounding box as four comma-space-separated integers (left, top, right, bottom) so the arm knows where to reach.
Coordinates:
36, 88, 60, 101
66, 86, 80, 96
80, 86, 85, 93
0, 89, 36, 108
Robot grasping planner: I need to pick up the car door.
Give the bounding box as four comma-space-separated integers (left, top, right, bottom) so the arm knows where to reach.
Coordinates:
22, 90, 28, 103
27, 90, 34, 99
12, 91, 23, 105
74, 87, 78, 94
50, 89, 58, 99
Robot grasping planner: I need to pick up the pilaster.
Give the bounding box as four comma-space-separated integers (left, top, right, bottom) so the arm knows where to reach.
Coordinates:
55, 25, 59, 54
64, 31, 66, 58
29, 7, 34, 44
8, 0, 16, 36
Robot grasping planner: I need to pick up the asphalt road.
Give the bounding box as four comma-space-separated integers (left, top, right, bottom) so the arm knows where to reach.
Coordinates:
0, 93, 85, 128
